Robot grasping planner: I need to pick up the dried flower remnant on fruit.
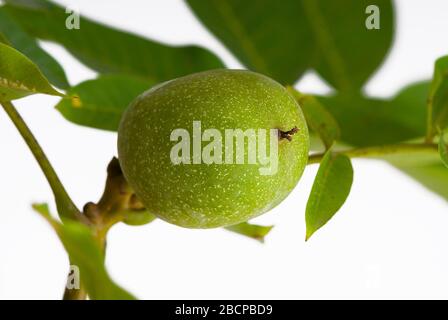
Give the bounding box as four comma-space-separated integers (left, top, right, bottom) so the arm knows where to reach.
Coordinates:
279, 126, 299, 141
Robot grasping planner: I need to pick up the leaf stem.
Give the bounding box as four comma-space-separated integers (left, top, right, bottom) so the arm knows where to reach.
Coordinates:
308, 143, 438, 164
1, 101, 87, 223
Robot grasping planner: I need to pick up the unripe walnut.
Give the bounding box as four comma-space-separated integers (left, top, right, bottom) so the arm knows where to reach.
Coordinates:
118, 69, 309, 228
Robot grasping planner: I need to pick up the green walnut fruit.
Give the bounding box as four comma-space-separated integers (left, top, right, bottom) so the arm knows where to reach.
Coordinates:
118, 69, 309, 228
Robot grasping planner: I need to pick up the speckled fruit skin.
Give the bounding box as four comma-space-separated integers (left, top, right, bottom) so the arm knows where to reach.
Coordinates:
118, 69, 309, 228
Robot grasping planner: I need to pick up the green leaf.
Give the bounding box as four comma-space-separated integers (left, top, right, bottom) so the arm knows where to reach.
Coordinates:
0, 32, 11, 45
288, 86, 340, 149
3, 0, 224, 83
225, 222, 274, 243
186, 0, 394, 90
56, 75, 153, 131
302, 0, 394, 91
385, 152, 448, 200
306, 150, 353, 240
318, 81, 428, 147
0, 42, 62, 101
32, 203, 136, 300
372, 82, 448, 202
317, 81, 448, 202
0, 7, 69, 89
186, 0, 315, 84
439, 131, 448, 168
427, 56, 448, 138
397, 163, 448, 199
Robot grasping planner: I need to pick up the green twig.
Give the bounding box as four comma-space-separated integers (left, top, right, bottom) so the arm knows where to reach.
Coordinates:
1, 100, 87, 223
308, 143, 438, 164
63, 270, 87, 300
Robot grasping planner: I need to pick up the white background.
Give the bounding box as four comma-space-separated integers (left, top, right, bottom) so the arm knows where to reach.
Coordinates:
1, 0, 448, 299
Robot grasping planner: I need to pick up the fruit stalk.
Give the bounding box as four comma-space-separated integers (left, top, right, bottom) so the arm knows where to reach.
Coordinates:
63, 278, 87, 300
307, 143, 438, 164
